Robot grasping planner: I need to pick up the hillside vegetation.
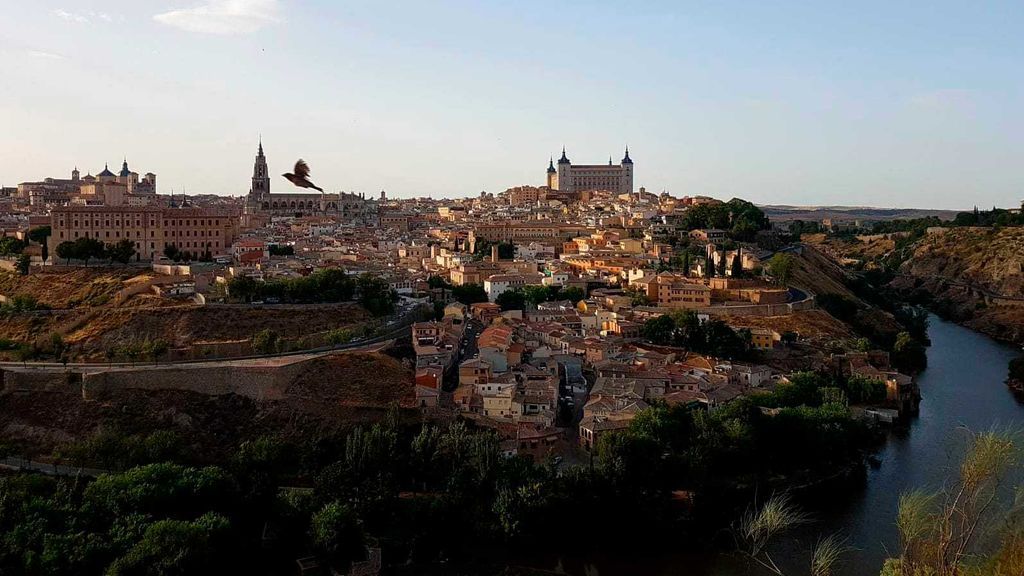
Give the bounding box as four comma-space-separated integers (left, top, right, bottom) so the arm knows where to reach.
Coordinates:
809, 227, 1024, 344
0, 268, 372, 361
0, 352, 415, 458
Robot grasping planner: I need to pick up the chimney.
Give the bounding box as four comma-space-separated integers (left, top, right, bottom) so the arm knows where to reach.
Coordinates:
491, 244, 499, 263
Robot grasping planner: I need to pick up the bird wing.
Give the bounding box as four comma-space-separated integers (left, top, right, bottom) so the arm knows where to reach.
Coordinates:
294, 159, 310, 179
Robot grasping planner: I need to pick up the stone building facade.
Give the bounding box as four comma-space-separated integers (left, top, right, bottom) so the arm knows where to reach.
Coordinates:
548, 147, 633, 196
49, 205, 239, 261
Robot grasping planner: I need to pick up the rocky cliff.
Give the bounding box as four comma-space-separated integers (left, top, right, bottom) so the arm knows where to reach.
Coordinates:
888, 227, 1024, 343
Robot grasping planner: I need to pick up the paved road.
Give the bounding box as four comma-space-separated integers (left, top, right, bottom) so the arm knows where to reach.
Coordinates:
0, 307, 423, 371
0, 338, 396, 374
891, 272, 1024, 302
0, 456, 105, 478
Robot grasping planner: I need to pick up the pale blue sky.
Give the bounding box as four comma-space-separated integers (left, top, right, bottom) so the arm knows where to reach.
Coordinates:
0, 1, 1021, 209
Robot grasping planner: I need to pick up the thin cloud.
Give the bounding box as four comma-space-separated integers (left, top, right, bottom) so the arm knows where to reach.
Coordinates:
50, 9, 119, 24
153, 0, 281, 35
27, 50, 66, 60
51, 8, 89, 23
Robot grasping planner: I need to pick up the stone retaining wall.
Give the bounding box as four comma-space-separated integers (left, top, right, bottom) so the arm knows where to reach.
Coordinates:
697, 286, 816, 317
81, 360, 314, 401
1, 369, 77, 394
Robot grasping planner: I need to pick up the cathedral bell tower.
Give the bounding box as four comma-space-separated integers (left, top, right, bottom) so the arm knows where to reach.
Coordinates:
250, 138, 270, 200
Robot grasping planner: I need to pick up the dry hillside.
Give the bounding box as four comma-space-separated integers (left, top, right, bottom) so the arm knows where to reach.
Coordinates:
0, 268, 371, 359
0, 352, 417, 459
898, 227, 1024, 298
889, 227, 1024, 343
0, 268, 139, 308
789, 245, 904, 340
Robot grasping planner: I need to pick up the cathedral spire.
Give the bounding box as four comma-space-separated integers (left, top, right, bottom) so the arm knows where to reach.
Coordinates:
558, 146, 570, 164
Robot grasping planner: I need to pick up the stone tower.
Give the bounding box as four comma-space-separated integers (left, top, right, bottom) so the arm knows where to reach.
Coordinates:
621, 146, 633, 196
250, 138, 270, 200
556, 146, 570, 192
546, 157, 558, 189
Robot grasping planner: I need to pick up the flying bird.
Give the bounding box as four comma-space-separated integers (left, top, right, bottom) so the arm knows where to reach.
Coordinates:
283, 159, 323, 192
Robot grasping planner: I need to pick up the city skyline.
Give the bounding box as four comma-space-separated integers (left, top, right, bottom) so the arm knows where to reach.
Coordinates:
1, 1, 1022, 209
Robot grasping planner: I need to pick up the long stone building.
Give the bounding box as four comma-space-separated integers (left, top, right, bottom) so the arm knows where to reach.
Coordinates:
546, 147, 633, 196
49, 205, 239, 261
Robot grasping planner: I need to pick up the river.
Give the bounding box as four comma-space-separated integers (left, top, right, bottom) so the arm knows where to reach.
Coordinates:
524, 314, 1024, 576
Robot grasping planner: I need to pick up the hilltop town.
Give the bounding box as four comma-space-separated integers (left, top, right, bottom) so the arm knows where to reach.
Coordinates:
0, 144, 928, 465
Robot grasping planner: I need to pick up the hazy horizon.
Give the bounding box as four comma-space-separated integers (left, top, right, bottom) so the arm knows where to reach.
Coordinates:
1, 1, 1021, 210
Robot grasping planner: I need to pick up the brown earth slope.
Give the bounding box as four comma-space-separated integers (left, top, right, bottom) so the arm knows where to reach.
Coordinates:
0, 268, 370, 359
890, 227, 1024, 344
0, 352, 416, 459
789, 245, 904, 341
64, 304, 370, 351
0, 268, 139, 308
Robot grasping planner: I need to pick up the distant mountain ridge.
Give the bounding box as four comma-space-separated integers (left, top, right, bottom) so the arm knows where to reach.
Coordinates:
760, 204, 960, 222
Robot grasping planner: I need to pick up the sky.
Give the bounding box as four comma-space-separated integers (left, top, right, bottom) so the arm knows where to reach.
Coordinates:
0, 1, 1021, 209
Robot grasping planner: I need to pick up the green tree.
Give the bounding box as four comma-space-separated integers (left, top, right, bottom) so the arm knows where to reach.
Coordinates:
427, 275, 451, 290
226, 275, 259, 302
356, 273, 397, 317
561, 286, 585, 304
29, 226, 51, 262
731, 248, 743, 277
0, 236, 27, 257
495, 289, 526, 311
70, 237, 105, 266
1009, 355, 1024, 383
310, 501, 366, 571
844, 375, 887, 404
106, 239, 137, 265
56, 241, 77, 265
15, 254, 30, 275
766, 253, 794, 285
49, 332, 66, 360
163, 244, 180, 262
106, 512, 231, 576
892, 331, 927, 373
27, 226, 50, 244
451, 283, 489, 305
522, 285, 553, 307
641, 315, 676, 345
252, 329, 281, 355
148, 339, 169, 364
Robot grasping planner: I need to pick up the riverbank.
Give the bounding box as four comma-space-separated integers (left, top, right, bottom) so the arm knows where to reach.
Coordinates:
483, 315, 1023, 576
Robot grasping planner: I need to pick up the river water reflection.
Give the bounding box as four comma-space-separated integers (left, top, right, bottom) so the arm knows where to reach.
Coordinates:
526, 315, 1023, 576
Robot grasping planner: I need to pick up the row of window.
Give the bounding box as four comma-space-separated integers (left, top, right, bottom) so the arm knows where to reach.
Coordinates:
58, 231, 221, 251
58, 216, 224, 226
58, 229, 221, 240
